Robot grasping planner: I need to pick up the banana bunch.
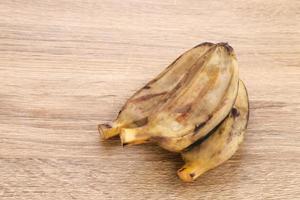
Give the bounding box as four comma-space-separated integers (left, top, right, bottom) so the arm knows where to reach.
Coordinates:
99, 42, 249, 182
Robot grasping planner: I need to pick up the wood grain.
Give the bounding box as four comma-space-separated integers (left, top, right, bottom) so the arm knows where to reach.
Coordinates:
0, 0, 300, 199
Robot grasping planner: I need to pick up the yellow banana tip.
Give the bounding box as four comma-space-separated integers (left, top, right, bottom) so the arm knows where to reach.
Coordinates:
177, 163, 206, 182
98, 124, 120, 139
177, 167, 195, 182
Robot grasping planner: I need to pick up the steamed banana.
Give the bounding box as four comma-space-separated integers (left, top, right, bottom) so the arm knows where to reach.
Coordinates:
121, 43, 239, 152
177, 80, 249, 182
98, 42, 249, 182
98, 42, 215, 139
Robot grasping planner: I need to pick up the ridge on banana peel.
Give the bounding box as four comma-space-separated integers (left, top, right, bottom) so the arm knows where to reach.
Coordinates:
121, 43, 239, 152
178, 80, 249, 182
98, 42, 215, 139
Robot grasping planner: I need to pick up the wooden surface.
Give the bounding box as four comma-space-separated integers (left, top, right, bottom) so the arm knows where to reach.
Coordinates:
0, 0, 300, 199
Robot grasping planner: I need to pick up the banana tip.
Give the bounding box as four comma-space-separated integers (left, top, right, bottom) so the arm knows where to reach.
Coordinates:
98, 124, 109, 139
98, 123, 120, 140
216, 42, 236, 57
177, 168, 195, 182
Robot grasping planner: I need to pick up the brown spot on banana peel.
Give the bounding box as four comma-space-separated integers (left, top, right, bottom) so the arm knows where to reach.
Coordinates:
211, 150, 222, 158
178, 167, 186, 172
231, 107, 240, 117
176, 113, 189, 123
133, 117, 148, 127
192, 114, 213, 135
175, 104, 192, 114
194, 122, 206, 133
142, 85, 151, 89
190, 173, 196, 178
175, 104, 192, 122
117, 110, 122, 117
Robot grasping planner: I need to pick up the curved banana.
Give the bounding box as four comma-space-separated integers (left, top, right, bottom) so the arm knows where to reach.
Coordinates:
177, 80, 249, 182
121, 43, 239, 152
99, 42, 215, 139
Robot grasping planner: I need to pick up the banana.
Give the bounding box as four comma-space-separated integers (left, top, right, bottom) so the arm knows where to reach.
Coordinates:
177, 80, 249, 182
121, 43, 239, 152
98, 42, 215, 139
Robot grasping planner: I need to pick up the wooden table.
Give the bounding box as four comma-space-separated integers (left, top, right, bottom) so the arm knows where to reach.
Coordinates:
1, 1, 299, 199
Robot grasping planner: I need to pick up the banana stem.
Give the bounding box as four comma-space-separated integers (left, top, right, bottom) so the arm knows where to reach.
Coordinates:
177, 162, 207, 182
98, 124, 121, 139
120, 127, 151, 146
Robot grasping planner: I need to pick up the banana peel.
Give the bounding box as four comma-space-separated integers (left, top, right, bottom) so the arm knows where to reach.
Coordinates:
121, 43, 239, 152
99, 42, 215, 139
98, 42, 249, 182
178, 80, 249, 182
